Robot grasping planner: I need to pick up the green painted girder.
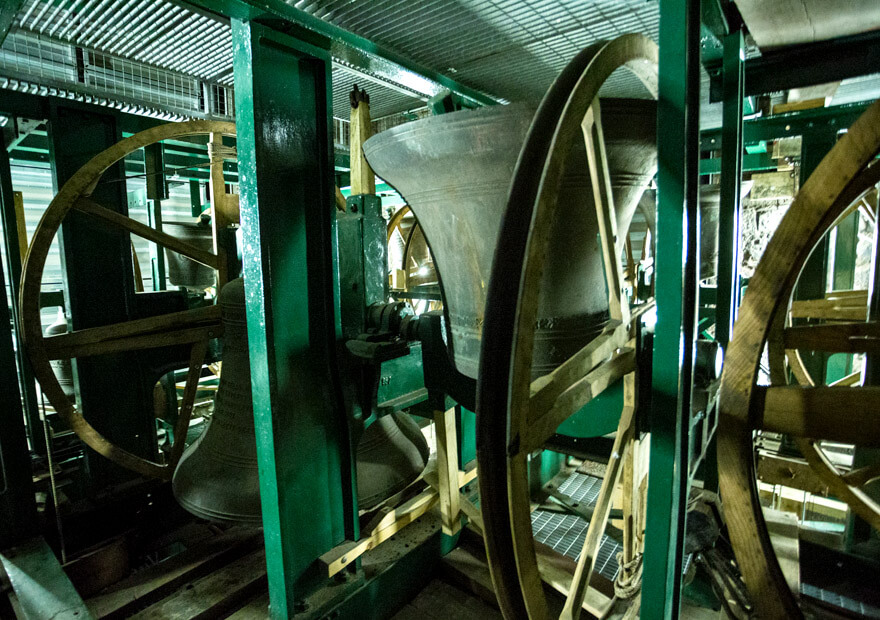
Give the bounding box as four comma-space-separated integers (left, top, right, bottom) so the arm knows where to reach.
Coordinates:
700, 100, 874, 150
643, 0, 702, 617
0, 0, 25, 47
232, 20, 353, 618
715, 29, 745, 350
180, 0, 500, 108
699, 151, 773, 175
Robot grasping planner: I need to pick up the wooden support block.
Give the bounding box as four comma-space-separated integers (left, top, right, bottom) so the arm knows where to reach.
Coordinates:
349, 87, 375, 196
434, 407, 463, 536
319, 489, 439, 577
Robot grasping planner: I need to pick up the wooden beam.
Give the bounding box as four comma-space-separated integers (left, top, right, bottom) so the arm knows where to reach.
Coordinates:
525, 348, 635, 454
73, 197, 221, 270
42, 305, 221, 359
756, 452, 830, 496
434, 407, 463, 536
759, 385, 880, 445
349, 85, 375, 195
318, 489, 439, 577
783, 321, 880, 353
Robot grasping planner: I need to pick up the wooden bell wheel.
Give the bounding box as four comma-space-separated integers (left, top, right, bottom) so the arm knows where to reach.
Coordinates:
718, 99, 880, 619
20, 120, 237, 480
476, 34, 658, 619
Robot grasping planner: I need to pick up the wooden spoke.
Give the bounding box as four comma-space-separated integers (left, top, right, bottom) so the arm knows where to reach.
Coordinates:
529, 321, 629, 422
583, 99, 630, 324
718, 100, 880, 619
73, 197, 222, 270
43, 305, 222, 359
841, 462, 880, 487
783, 321, 880, 353
561, 373, 636, 620
19, 120, 236, 480
789, 289, 868, 321
524, 346, 635, 455
475, 34, 658, 619
759, 385, 880, 446
167, 340, 209, 466
796, 438, 880, 532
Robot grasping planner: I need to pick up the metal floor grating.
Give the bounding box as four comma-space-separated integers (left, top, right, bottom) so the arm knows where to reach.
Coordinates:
801, 583, 880, 618
532, 472, 621, 582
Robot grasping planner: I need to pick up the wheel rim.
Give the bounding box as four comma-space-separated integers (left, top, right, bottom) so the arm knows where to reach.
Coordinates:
20, 120, 236, 480
477, 34, 658, 619
718, 100, 880, 619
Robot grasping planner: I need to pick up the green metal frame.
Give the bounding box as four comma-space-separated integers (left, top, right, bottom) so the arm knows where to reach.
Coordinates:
643, 0, 702, 616
181, 0, 499, 108
232, 19, 353, 617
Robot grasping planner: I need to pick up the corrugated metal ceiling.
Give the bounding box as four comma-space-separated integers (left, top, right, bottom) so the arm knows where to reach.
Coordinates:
294, 0, 660, 101
4, 0, 661, 123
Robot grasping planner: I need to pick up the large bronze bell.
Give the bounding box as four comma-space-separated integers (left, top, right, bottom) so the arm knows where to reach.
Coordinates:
173, 277, 261, 525
173, 278, 429, 524
363, 100, 657, 379
45, 308, 75, 401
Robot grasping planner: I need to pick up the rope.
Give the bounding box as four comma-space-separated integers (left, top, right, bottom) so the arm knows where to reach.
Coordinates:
208, 141, 237, 161
614, 551, 643, 600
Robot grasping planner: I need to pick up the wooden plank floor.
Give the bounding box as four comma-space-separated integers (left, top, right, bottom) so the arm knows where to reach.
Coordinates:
391, 579, 502, 620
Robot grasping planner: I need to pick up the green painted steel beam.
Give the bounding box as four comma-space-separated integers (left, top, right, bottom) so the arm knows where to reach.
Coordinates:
699, 151, 774, 175
715, 30, 744, 350
0, 538, 91, 619
0, 137, 42, 458
701, 100, 873, 149
643, 0, 702, 616
180, 0, 500, 107
0, 154, 37, 548
232, 20, 353, 618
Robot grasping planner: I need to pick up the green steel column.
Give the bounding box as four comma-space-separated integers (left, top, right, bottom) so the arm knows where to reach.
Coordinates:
0, 209, 37, 549
643, 0, 702, 616
0, 142, 41, 454
48, 104, 155, 489
232, 20, 351, 619
716, 30, 745, 350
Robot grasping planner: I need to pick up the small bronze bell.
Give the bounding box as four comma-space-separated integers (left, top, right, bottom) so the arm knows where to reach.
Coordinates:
163, 219, 215, 289
46, 308, 75, 401
173, 278, 430, 524
173, 277, 261, 525
356, 413, 430, 511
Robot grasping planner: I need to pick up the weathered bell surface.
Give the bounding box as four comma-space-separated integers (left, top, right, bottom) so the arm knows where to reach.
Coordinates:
173, 279, 431, 522
363, 100, 657, 378
163, 219, 215, 289
357, 412, 430, 511
45, 308, 75, 401
698, 182, 753, 283
173, 277, 261, 526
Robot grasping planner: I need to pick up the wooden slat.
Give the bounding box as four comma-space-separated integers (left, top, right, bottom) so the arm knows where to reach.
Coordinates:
560, 373, 635, 620
74, 197, 221, 270
128, 548, 266, 620
789, 290, 868, 320
87, 529, 263, 618
756, 452, 830, 496
349, 90, 375, 196
529, 321, 628, 423
759, 385, 880, 445
319, 489, 439, 577
525, 348, 635, 454
435, 407, 463, 536
783, 321, 880, 353
13, 190, 27, 261
43, 305, 221, 359
582, 99, 630, 324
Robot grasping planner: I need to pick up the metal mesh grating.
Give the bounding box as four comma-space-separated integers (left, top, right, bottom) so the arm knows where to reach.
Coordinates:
531, 509, 622, 582
292, 0, 659, 102
801, 583, 880, 618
